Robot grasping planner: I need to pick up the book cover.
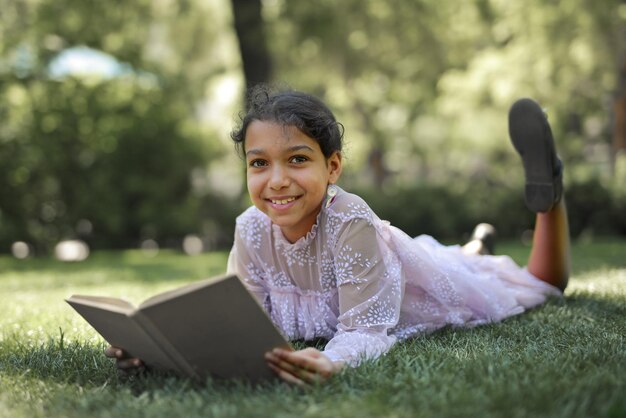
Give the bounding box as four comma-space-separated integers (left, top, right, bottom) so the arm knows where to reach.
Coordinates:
66, 274, 291, 381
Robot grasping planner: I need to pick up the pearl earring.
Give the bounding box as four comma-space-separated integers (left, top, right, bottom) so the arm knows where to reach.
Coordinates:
325, 184, 338, 208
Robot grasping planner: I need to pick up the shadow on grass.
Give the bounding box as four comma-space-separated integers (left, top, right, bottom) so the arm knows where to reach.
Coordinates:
1, 336, 123, 386
563, 292, 626, 318
0, 331, 287, 397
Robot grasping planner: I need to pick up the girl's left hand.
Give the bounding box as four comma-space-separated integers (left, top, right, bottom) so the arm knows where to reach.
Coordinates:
265, 347, 344, 386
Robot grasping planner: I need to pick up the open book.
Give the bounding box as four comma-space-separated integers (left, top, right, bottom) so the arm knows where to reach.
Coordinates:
66, 274, 291, 382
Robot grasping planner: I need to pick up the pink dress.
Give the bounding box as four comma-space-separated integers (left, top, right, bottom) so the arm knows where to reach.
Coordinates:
227, 187, 561, 366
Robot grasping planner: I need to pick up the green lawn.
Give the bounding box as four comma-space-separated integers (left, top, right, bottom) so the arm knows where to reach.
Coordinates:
0, 240, 624, 418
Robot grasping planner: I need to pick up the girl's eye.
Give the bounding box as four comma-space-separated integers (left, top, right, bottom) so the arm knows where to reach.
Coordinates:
290, 155, 308, 164
249, 159, 267, 168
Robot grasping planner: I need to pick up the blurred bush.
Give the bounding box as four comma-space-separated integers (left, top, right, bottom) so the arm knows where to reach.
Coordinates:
0, 0, 243, 255
0, 75, 239, 253
565, 177, 626, 237
355, 177, 626, 242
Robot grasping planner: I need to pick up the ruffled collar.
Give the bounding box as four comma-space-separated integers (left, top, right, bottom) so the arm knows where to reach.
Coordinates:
272, 210, 322, 250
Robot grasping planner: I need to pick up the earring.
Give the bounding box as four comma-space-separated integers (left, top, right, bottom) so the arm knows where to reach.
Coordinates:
325, 184, 338, 208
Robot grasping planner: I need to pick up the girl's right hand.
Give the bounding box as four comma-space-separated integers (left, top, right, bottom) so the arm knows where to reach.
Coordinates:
104, 346, 146, 375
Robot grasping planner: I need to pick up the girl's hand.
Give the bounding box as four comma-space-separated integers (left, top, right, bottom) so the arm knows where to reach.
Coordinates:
265, 347, 344, 386
104, 346, 146, 375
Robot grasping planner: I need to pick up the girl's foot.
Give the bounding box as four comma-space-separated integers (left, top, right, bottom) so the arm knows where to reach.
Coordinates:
463, 223, 496, 255
508, 98, 563, 213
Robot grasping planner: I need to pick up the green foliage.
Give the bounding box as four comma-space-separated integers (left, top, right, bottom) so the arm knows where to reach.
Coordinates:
0, 245, 624, 418
356, 176, 626, 241
0, 74, 217, 251
566, 178, 617, 237
0, 0, 241, 252
267, 0, 626, 186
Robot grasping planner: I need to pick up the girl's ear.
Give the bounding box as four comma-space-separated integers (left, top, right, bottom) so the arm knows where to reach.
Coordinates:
327, 151, 342, 184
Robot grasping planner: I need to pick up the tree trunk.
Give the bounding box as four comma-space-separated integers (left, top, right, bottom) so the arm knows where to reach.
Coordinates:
612, 55, 626, 164
231, 0, 272, 95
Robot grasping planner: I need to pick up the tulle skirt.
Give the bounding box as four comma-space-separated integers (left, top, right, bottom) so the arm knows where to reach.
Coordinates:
384, 226, 562, 339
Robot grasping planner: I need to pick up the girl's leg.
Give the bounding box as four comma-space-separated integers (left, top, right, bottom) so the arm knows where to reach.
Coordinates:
509, 98, 571, 291
527, 199, 570, 291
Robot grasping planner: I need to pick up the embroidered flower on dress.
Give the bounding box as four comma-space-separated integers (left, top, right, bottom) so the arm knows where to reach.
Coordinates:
319, 249, 337, 292
335, 246, 372, 286
355, 297, 396, 325
281, 243, 317, 268
237, 208, 267, 250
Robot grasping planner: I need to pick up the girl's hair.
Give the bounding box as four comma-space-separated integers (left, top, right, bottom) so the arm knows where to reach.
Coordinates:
230, 85, 344, 158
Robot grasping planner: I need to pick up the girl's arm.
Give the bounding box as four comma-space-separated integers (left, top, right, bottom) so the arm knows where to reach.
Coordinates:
322, 216, 403, 366
266, 217, 402, 384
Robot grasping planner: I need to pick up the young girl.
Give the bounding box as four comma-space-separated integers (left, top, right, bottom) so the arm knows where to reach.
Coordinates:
106, 88, 570, 386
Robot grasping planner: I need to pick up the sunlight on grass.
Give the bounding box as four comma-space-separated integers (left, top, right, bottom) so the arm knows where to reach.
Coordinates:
0, 250, 229, 348
0, 242, 624, 418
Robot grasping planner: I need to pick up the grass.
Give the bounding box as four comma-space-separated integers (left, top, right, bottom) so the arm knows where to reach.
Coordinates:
0, 240, 624, 418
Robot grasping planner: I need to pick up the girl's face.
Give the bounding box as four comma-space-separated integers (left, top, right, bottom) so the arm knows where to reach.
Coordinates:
245, 120, 342, 243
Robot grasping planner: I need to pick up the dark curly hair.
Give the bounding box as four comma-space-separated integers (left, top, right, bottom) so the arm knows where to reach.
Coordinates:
230, 85, 344, 159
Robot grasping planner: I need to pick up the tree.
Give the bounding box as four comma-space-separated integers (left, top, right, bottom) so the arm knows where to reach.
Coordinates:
613, 55, 626, 163
262, 0, 626, 187
231, 0, 272, 94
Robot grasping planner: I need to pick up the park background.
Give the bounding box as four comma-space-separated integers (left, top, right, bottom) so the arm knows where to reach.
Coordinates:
1, 2, 625, 418
2, 0, 626, 256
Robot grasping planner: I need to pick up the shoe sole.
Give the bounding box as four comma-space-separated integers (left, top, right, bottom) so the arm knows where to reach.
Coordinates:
508, 98, 559, 213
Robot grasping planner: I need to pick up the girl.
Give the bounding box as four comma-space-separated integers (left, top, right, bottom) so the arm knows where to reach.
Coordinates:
106, 89, 570, 386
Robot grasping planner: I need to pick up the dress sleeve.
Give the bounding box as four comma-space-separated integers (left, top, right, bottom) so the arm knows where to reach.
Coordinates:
322, 217, 404, 366
226, 223, 270, 310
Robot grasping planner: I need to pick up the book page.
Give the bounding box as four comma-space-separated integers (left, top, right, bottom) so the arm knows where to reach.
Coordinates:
138, 275, 290, 381
66, 295, 136, 312
138, 275, 230, 308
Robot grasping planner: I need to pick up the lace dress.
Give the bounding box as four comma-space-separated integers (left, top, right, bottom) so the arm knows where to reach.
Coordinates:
227, 187, 561, 366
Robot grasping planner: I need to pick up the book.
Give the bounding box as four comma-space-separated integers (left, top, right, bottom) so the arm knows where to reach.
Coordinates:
66, 274, 291, 382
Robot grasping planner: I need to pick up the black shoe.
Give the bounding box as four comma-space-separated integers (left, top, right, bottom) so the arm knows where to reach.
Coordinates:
469, 223, 496, 255
508, 98, 563, 213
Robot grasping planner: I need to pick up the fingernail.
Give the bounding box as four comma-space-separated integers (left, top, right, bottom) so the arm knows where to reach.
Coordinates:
116, 350, 122, 357
134, 359, 141, 366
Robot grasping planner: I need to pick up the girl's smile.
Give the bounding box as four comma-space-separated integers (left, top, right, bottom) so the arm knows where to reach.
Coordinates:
267, 196, 299, 209
245, 120, 342, 243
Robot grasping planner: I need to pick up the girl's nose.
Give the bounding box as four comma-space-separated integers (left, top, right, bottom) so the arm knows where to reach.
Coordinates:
268, 165, 290, 189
